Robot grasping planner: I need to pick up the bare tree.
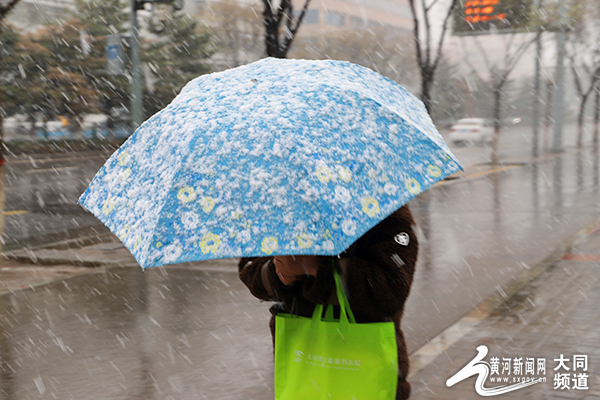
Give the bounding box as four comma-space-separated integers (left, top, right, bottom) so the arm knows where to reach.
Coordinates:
0, 0, 19, 18
0, 0, 22, 256
291, 27, 417, 91
408, 0, 458, 113
542, 79, 554, 153
203, 1, 263, 69
262, 0, 311, 58
589, 0, 600, 144
569, 56, 600, 147
461, 33, 535, 164
593, 84, 600, 144
566, 0, 600, 147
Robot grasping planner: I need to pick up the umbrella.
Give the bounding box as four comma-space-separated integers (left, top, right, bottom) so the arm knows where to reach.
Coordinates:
79, 58, 462, 268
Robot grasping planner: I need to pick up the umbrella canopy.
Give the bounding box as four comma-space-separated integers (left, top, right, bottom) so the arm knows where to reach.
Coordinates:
79, 58, 462, 268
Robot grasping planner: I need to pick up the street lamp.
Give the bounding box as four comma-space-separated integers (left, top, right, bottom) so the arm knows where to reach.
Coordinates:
129, 0, 184, 131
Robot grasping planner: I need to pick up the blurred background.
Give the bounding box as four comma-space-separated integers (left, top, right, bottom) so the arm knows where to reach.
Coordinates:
2, 0, 598, 142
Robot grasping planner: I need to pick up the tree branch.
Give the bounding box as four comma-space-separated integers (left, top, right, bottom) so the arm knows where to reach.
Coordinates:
423, 0, 432, 68
425, 0, 440, 12
275, 0, 289, 28
458, 39, 484, 83
473, 36, 492, 72
430, 0, 457, 76
281, 0, 311, 57
502, 36, 536, 83
408, 0, 424, 70
0, 0, 20, 18
288, 0, 310, 38
584, 66, 600, 98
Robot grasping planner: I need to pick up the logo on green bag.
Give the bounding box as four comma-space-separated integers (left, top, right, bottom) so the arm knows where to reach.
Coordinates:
293, 350, 361, 370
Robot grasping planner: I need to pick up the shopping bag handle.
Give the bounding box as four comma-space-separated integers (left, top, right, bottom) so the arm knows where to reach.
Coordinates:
312, 261, 356, 324
333, 266, 356, 323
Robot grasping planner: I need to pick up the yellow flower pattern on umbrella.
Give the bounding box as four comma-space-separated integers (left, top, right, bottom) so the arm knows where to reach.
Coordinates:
133, 236, 142, 251
120, 168, 132, 181
102, 198, 115, 215
297, 233, 313, 249
200, 196, 215, 213
117, 152, 130, 166
261, 236, 278, 255
316, 164, 333, 183
427, 165, 442, 178
361, 197, 380, 217
338, 167, 352, 182
199, 233, 221, 254
405, 178, 421, 195
177, 187, 196, 204
119, 224, 131, 239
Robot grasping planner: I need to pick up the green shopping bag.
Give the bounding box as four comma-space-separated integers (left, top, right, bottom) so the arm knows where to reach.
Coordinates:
274, 267, 398, 400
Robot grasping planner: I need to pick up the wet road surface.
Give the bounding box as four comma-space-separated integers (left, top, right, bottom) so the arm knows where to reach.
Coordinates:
0, 263, 275, 400
4, 150, 114, 250
405, 146, 600, 349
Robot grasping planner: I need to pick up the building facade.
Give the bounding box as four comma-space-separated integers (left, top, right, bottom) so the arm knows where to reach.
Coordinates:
290, 0, 412, 38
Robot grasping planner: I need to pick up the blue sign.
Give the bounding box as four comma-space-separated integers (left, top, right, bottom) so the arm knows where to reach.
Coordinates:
106, 35, 124, 75
107, 44, 119, 60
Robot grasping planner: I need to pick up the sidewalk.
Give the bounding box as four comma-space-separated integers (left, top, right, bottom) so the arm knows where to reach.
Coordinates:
4, 233, 136, 267
0, 257, 93, 295
1, 233, 136, 295
409, 225, 600, 399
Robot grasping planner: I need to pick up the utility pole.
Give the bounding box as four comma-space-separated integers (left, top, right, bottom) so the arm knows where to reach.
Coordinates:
129, 0, 184, 132
0, 0, 22, 257
130, 0, 144, 131
550, 0, 569, 153
531, 0, 544, 158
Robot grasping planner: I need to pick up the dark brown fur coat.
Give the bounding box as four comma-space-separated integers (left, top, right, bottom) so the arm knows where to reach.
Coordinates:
238, 205, 418, 399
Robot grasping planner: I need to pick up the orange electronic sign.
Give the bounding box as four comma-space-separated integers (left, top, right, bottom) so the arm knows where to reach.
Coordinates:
463, 0, 505, 23
453, 0, 532, 35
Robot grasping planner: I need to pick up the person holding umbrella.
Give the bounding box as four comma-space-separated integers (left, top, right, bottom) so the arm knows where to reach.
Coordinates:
239, 205, 418, 399
78, 58, 461, 399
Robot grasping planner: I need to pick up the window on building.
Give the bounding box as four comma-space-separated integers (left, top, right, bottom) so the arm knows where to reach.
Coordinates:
349, 16, 367, 29
294, 9, 319, 24
326, 10, 345, 26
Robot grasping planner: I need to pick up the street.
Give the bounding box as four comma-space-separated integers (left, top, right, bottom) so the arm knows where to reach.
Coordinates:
1, 123, 600, 398
4, 122, 578, 249
4, 150, 114, 250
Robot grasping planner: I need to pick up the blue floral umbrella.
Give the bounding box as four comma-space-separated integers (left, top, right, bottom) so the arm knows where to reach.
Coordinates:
79, 58, 462, 268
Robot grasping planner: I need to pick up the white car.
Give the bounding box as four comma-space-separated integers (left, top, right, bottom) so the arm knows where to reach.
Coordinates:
448, 118, 494, 146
